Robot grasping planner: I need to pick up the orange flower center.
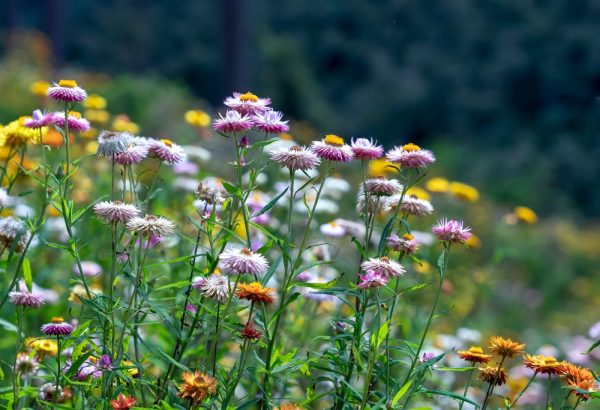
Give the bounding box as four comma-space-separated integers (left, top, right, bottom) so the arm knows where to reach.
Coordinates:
381, 256, 390, 263
240, 248, 252, 256
324, 134, 344, 146
51, 317, 64, 323
240, 92, 259, 102
402, 143, 421, 152
58, 79, 78, 88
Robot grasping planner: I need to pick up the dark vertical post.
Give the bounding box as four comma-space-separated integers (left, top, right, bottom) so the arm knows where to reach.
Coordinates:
223, 0, 250, 93
45, 0, 66, 67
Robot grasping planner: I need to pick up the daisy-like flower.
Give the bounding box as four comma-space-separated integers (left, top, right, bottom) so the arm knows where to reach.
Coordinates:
24, 109, 56, 129
457, 346, 492, 364
395, 195, 434, 216
38, 382, 64, 403
113, 137, 149, 165
357, 270, 388, 289
241, 321, 263, 340
51, 111, 90, 133
559, 363, 597, 400
432, 219, 473, 244
27, 338, 58, 357
270, 145, 321, 171
559, 362, 594, 383
93, 201, 140, 224
567, 377, 597, 401
364, 177, 403, 196
9, 289, 45, 308
15, 352, 39, 374
386, 143, 436, 168
219, 248, 269, 276
253, 110, 289, 134
478, 366, 508, 386
193, 274, 230, 303
126, 215, 176, 237
350, 137, 384, 160
110, 394, 137, 410
1, 117, 42, 145
41, 317, 73, 336
224, 91, 271, 115
360, 257, 405, 278
523, 354, 563, 375
236, 282, 275, 304
47, 79, 87, 103
489, 336, 526, 358
310, 134, 354, 162
0, 217, 31, 253
148, 138, 186, 164
177, 370, 217, 405
319, 220, 346, 238
213, 110, 254, 133
387, 233, 419, 255
96, 131, 132, 157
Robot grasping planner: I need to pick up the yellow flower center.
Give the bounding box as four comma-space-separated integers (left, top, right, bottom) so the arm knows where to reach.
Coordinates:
402, 233, 414, 241
544, 357, 557, 365
51, 317, 64, 323
381, 256, 390, 263
280, 132, 293, 141
160, 138, 173, 147
239, 92, 259, 102
68, 111, 82, 119
330, 221, 338, 227
402, 143, 421, 152
324, 134, 345, 146
469, 346, 484, 354
58, 79, 78, 88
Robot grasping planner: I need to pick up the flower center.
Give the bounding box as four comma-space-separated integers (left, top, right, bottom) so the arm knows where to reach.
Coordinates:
146, 215, 158, 221
240, 248, 252, 256
51, 317, 64, 323
402, 233, 414, 241
289, 145, 303, 151
330, 221, 338, 227
68, 111, 82, 119
544, 357, 557, 365
402, 143, 421, 152
160, 138, 173, 147
58, 79, 78, 88
470, 346, 484, 354
239, 92, 259, 102
381, 256, 390, 263
324, 134, 344, 147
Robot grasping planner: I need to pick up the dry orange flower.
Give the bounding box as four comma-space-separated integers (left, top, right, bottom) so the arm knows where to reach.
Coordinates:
275, 404, 304, 410
457, 346, 492, 364
479, 366, 508, 386
523, 354, 564, 375
489, 336, 525, 358
236, 282, 275, 304
177, 371, 217, 405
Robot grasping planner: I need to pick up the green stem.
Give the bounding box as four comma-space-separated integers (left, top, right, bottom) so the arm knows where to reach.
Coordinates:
507, 372, 537, 409
459, 368, 475, 410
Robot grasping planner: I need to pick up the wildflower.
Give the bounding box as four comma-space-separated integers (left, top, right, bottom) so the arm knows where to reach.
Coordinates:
0, 217, 31, 253
387, 233, 419, 255
38, 383, 64, 403
253, 110, 289, 133
523, 354, 563, 375
113, 137, 149, 165
391, 195, 434, 216
350, 137, 384, 160
69, 359, 101, 380
236, 282, 275, 304
449, 182, 479, 202
479, 366, 508, 386
457, 346, 492, 364
30, 81, 50, 96
515, 206, 538, 224
558, 362, 594, 383
406, 186, 431, 200
0, 187, 12, 208
75, 261, 102, 277
47, 79, 87, 103
224, 91, 271, 115
219, 248, 269, 276
567, 377, 597, 401
110, 394, 137, 410
319, 220, 346, 238
126, 215, 176, 237
1, 117, 41, 145
98, 354, 113, 370
310, 134, 354, 162
197, 178, 228, 205
15, 352, 39, 374
276, 404, 304, 410
193, 274, 230, 303
51, 111, 91, 133
241, 321, 263, 340
356, 190, 390, 215
27, 338, 58, 357
41, 317, 73, 336
85, 109, 110, 124
93, 201, 140, 224
112, 115, 139, 134
148, 138, 186, 164
426, 177, 450, 193
24, 109, 55, 129
489, 336, 525, 358
185, 109, 211, 127
84, 94, 107, 110
361, 257, 405, 278
9, 289, 44, 308
364, 177, 403, 196
270, 145, 321, 171
357, 269, 388, 289
432, 219, 472, 244
213, 110, 254, 133
386, 143, 435, 168
367, 158, 396, 177
177, 370, 217, 405
96, 131, 132, 157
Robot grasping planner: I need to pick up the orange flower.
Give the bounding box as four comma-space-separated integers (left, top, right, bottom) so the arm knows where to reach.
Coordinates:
559, 362, 594, 383
523, 354, 563, 375
177, 371, 217, 405
457, 346, 492, 364
110, 394, 137, 409
276, 404, 304, 410
236, 282, 275, 304
567, 376, 597, 401
489, 336, 525, 358
479, 366, 508, 386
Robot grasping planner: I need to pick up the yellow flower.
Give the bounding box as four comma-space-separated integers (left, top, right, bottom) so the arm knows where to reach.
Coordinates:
449, 182, 479, 202
458, 346, 492, 364
112, 115, 139, 134
122, 360, 140, 378
523, 354, 563, 375
426, 177, 450, 193
26, 338, 58, 357
185, 110, 211, 127
85, 109, 110, 124
405, 186, 431, 201
465, 234, 481, 248
479, 366, 508, 386
514, 206, 537, 224
367, 159, 396, 177
30, 81, 50, 96
414, 260, 431, 274
0, 117, 44, 146
69, 284, 102, 302
177, 370, 217, 405
83, 94, 107, 110
280, 132, 294, 141
489, 336, 525, 358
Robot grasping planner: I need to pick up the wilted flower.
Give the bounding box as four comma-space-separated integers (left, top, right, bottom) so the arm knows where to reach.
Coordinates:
489, 336, 525, 358
253, 110, 289, 133
9, 289, 44, 308
219, 248, 269, 276
479, 366, 508, 386
15, 352, 39, 374
270, 145, 321, 171
350, 137, 384, 160
110, 394, 137, 410
213, 110, 254, 133
311, 135, 354, 162
224, 91, 271, 115
357, 270, 388, 289
94, 201, 140, 224
148, 138, 186, 164
38, 382, 64, 403
241, 321, 263, 340
126, 215, 176, 237
236, 282, 275, 304
360, 257, 405, 278
364, 177, 402, 196
387, 233, 419, 255
386, 143, 435, 168
47, 79, 87, 103
41, 317, 73, 336
96, 131, 132, 157
177, 370, 217, 405
113, 136, 149, 165
193, 274, 230, 303
0, 217, 31, 253
432, 219, 472, 244
457, 346, 492, 364
197, 178, 228, 205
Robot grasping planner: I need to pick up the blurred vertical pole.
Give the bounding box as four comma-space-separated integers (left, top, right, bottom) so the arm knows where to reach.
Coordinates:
223, 0, 250, 93
45, 0, 66, 68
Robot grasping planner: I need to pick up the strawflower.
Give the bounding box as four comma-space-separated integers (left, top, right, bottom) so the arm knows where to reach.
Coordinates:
432, 219, 472, 244
386, 143, 435, 168
177, 370, 217, 405
47, 79, 87, 103
350, 137, 384, 160
311, 134, 354, 162
236, 282, 275, 304
489, 336, 525, 358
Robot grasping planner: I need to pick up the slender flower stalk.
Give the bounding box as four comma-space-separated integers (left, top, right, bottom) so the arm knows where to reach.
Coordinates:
507, 372, 538, 409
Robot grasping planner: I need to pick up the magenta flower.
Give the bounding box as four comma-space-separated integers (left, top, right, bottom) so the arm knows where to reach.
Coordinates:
350, 137, 384, 160
357, 270, 388, 289
432, 219, 472, 244
51, 112, 91, 133
310, 135, 354, 162
47, 80, 87, 103
148, 138, 186, 164
9, 290, 45, 308
224, 92, 271, 115
41, 317, 73, 336
253, 110, 289, 134
24, 110, 56, 129
386, 143, 436, 169
270, 145, 321, 171
213, 110, 254, 133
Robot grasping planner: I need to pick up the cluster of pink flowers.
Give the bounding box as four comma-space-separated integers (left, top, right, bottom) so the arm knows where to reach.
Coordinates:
213, 91, 289, 134
24, 109, 90, 133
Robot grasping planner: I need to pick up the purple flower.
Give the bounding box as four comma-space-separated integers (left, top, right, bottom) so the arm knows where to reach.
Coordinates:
213, 110, 254, 133
253, 110, 289, 134
47, 80, 87, 103
224, 92, 271, 115
387, 233, 419, 255
51, 112, 91, 133
9, 289, 45, 308
270, 145, 321, 171
386, 143, 435, 169
310, 135, 354, 162
97, 354, 113, 370
432, 219, 472, 244
350, 138, 384, 160
357, 269, 388, 289
173, 161, 199, 175
24, 109, 56, 129
148, 138, 186, 164
41, 317, 73, 336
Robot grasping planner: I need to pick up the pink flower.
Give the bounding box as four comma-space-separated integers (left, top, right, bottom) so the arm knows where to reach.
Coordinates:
148, 138, 186, 164
253, 110, 289, 134
224, 92, 271, 115
386, 143, 435, 169
361, 257, 405, 278
357, 270, 388, 289
350, 138, 384, 160
432, 219, 472, 243
9, 290, 45, 308
24, 110, 55, 129
213, 110, 254, 133
311, 135, 354, 162
51, 112, 90, 133
47, 80, 87, 103
364, 177, 403, 196
41, 317, 73, 336
112, 137, 149, 165
387, 233, 420, 255
219, 248, 269, 276
93, 201, 140, 224
270, 145, 320, 171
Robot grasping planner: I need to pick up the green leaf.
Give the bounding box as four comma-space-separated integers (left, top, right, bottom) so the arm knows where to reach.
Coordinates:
22, 258, 32, 292
437, 249, 447, 279
586, 338, 600, 354
0, 319, 17, 332
290, 276, 339, 290
253, 187, 288, 218
391, 380, 412, 406
222, 181, 242, 199
373, 320, 390, 351
378, 217, 396, 256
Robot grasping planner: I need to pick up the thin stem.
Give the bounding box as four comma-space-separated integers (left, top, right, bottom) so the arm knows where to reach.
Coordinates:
459, 368, 475, 410
481, 355, 507, 410
507, 372, 537, 409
